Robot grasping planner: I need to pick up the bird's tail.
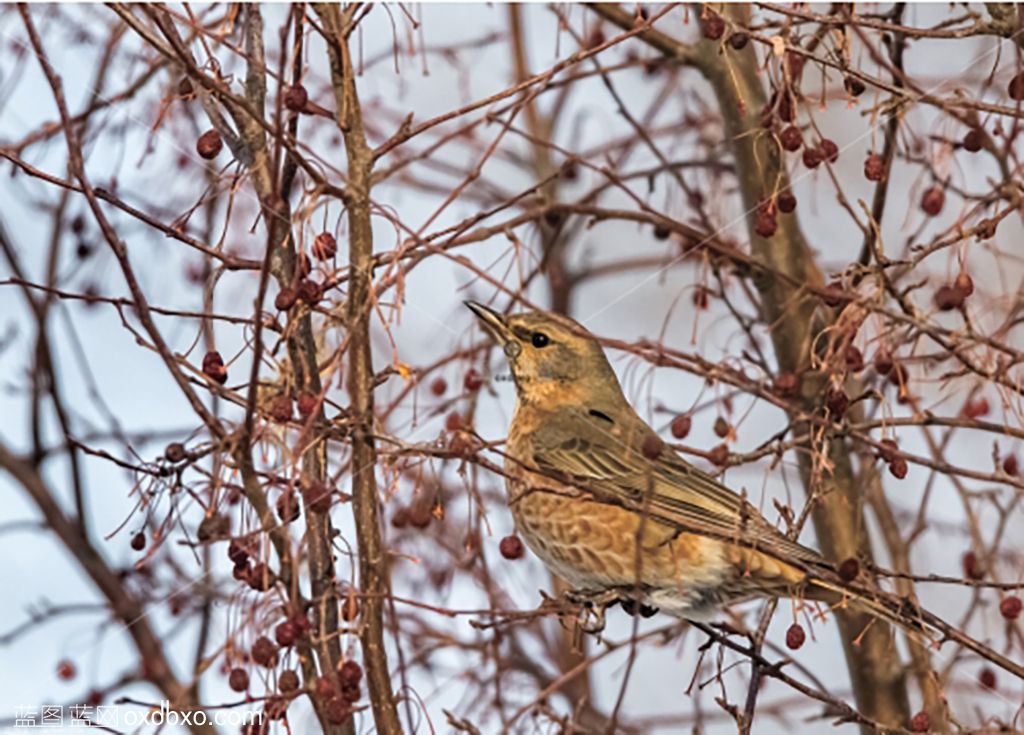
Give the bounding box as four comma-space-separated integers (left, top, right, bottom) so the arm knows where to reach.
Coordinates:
804, 577, 938, 641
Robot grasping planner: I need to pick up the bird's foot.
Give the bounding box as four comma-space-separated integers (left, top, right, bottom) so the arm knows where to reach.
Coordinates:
562, 589, 620, 635
618, 598, 660, 618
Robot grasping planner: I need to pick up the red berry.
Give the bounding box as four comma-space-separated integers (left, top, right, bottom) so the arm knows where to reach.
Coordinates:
910, 711, 930, 733
754, 209, 777, 238
641, 434, 664, 459
802, 147, 823, 169
820, 138, 839, 163
670, 414, 692, 439
713, 416, 730, 438
312, 232, 337, 260
390, 507, 410, 529
247, 562, 276, 592
269, 395, 293, 424
845, 345, 865, 373
874, 349, 894, 376
275, 620, 298, 647
279, 670, 300, 693
275, 286, 298, 311
445, 412, 464, 432
196, 129, 222, 159
709, 443, 729, 466
963, 128, 984, 152
999, 595, 1022, 620
962, 397, 990, 419
979, 666, 997, 690
429, 377, 447, 396
779, 125, 803, 152
131, 532, 146, 551
879, 438, 899, 463
57, 660, 76, 681
785, 623, 806, 650
888, 457, 908, 479
1004, 454, 1019, 476
297, 391, 319, 419
283, 84, 308, 112
252, 636, 278, 667
692, 287, 710, 309
464, 368, 484, 392
499, 534, 525, 560
777, 192, 797, 213
653, 223, 671, 240
934, 284, 964, 311
229, 667, 250, 692
785, 51, 805, 79
962, 550, 985, 580
838, 557, 860, 582
325, 698, 351, 724
864, 152, 885, 182
921, 186, 945, 216
297, 278, 323, 306
1008, 71, 1024, 101
701, 10, 725, 40
202, 350, 228, 384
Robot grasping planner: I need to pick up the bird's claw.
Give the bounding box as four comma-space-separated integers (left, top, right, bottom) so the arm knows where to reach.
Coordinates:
563, 589, 620, 636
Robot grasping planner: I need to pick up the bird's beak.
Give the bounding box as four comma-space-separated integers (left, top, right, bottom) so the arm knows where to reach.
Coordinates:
464, 300, 513, 346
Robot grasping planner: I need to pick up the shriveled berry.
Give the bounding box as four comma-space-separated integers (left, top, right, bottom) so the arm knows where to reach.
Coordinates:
979, 666, 996, 690
275, 287, 298, 311
339, 659, 363, 685
297, 278, 323, 306
264, 695, 288, 720
785, 623, 805, 650
164, 442, 187, 463
252, 636, 278, 667
196, 129, 222, 160
642, 434, 664, 459
229, 667, 250, 692
202, 350, 228, 384
954, 272, 974, 296
341, 588, 360, 622
178, 77, 194, 96
283, 84, 308, 112
779, 125, 803, 152
670, 414, 692, 439
879, 438, 899, 463
228, 540, 249, 566
586, 28, 606, 49
131, 532, 146, 551
910, 711, 930, 733
1004, 454, 1019, 476
302, 479, 333, 513
1008, 71, 1024, 101
921, 186, 944, 216
774, 372, 800, 397
826, 388, 849, 418
962, 550, 985, 580
821, 283, 846, 307
653, 223, 671, 240
340, 681, 360, 703
888, 457, 908, 479
962, 397, 990, 419
844, 76, 866, 97
279, 669, 300, 693
316, 674, 337, 700
728, 32, 749, 50
312, 232, 337, 260
270, 395, 293, 424
325, 698, 351, 724
864, 152, 885, 182
977, 218, 997, 239
802, 147, 823, 169
297, 391, 319, 420
963, 128, 984, 152
838, 557, 860, 582
713, 416, 730, 438
785, 51, 805, 79
430, 377, 447, 396
820, 138, 839, 163
296, 252, 312, 278
934, 284, 964, 311
390, 507, 410, 528
444, 412, 464, 432
874, 350, 894, 376
57, 660, 76, 681
1000, 595, 1022, 620
247, 562, 276, 592
708, 443, 729, 466
701, 10, 725, 40
500, 534, 525, 560
754, 209, 777, 238
835, 348, 861, 377
693, 287, 710, 309
777, 192, 797, 213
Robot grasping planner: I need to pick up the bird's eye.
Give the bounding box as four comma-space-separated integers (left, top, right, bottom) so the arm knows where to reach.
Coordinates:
531, 332, 550, 348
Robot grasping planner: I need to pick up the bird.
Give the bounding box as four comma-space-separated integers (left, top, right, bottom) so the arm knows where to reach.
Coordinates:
464, 300, 921, 632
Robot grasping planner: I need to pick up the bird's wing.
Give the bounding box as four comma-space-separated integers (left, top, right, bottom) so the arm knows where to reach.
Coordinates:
529, 409, 823, 566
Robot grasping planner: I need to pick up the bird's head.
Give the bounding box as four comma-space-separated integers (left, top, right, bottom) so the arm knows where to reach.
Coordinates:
464, 301, 623, 409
